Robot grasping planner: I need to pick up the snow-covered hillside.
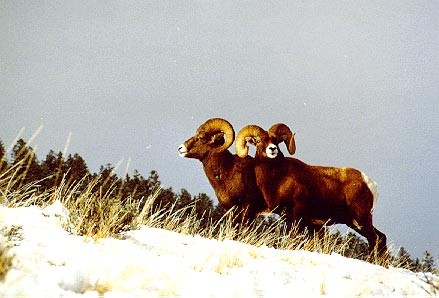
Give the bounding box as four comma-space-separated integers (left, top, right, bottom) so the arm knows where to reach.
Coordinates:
0, 202, 437, 297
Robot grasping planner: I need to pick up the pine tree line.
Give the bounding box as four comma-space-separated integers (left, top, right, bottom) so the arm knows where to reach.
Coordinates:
0, 138, 227, 229
0, 138, 437, 273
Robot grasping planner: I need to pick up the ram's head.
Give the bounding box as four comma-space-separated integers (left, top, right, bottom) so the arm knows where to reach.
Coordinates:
178, 118, 235, 160
235, 123, 296, 159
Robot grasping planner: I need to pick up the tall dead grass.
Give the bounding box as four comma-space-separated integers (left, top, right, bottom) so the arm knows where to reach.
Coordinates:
0, 152, 401, 268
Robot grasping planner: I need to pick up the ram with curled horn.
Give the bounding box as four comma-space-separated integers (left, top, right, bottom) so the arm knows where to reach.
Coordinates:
236, 123, 387, 260
178, 118, 268, 225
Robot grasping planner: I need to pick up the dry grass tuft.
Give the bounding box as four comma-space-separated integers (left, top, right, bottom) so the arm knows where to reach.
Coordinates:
0, 243, 13, 282
0, 155, 422, 270
0, 227, 19, 281
60, 177, 139, 239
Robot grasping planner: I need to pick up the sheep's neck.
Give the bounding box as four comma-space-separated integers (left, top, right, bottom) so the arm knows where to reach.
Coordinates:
200, 151, 234, 181
200, 151, 236, 206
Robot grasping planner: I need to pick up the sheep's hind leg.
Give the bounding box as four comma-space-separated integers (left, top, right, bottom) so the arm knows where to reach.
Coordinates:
373, 227, 388, 257
348, 218, 388, 266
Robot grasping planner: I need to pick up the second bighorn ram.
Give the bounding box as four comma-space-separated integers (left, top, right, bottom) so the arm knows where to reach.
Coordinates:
178, 118, 268, 224
235, 123, 387, 255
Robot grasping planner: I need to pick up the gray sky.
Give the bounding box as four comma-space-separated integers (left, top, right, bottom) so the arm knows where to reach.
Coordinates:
1, 0, 438, 260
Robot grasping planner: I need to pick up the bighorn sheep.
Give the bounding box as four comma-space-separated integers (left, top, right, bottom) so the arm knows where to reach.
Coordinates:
235, 124, 387, 254
178, 118, 268, 224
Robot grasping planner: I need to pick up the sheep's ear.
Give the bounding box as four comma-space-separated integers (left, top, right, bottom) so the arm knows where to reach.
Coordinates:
210, 132, 225, 145
245, 136, 258, 146
285, 133, 296, 155
276, 133, 296, 155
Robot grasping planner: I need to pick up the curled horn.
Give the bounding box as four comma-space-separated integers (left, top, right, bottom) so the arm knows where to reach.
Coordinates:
235, 125, 267, 158
268, 123, 296, 155
197, 118, 235, 152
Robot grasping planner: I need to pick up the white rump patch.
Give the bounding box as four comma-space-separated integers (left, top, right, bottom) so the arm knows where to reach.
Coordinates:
361, 171, 378, 213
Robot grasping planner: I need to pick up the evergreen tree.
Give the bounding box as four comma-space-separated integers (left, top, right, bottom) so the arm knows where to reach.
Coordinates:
97, 164, 120, 188
343, 232, 369, 260
0, 139, 7, 171
193, 193, 215, 228
421, 251, 435, 273
154, 187, 175, 210
0, 139, 5, 159
121, 170, 150, 202
40, 150, 64, 188
65, 153, 89, 184
194, 193, 214, 214
141, 170, 175, 209
41, 150, 61, 175
414, 258, 421, 272
211, 204, 228, 223
176, 189, 193, 209
396, 247, 417, 271
147, 170, 160, 193
11, 139, 42, 185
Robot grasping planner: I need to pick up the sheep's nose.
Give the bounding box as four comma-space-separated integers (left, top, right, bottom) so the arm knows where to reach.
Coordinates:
266, 144, 278, 158
178, 144, 188, 157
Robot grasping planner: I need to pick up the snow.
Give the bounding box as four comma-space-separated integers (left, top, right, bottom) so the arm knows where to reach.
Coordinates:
1, 201, 437, 297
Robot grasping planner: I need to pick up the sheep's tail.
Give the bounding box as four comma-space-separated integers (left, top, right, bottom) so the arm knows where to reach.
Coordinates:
361, 171, 378, 213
